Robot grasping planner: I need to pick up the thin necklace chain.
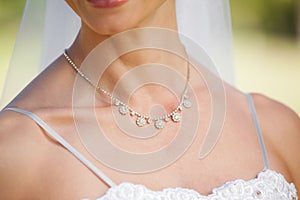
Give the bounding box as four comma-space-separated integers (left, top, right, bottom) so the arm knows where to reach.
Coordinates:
63, 50, 192, 130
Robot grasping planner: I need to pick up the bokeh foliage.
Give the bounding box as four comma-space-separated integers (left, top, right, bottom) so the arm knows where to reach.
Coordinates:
0, 0, 25, 26
231, 0, 299, 37
261, 0, 299, 36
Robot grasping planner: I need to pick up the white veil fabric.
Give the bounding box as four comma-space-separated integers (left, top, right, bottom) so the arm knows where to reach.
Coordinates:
0, 0, 234, 108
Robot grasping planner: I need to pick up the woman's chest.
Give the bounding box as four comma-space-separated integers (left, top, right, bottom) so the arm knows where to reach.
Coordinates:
30, 108, 291, 199
30, 135, 268, 200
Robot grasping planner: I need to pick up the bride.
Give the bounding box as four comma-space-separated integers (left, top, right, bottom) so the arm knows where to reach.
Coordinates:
0, 0, 299, 199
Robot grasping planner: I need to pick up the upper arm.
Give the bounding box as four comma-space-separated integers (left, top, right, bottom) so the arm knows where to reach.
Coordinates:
0, 111, 42, 199
251, 93, 300, 191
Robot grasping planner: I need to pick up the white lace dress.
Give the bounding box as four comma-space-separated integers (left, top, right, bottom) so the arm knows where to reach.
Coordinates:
97, 169, 297, 200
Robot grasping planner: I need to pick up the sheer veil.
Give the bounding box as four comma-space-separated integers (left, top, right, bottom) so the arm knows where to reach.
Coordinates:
0, 0, 234, 108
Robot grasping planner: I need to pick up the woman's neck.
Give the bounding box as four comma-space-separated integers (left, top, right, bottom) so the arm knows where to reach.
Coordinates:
71, 0, 178, 60
67, 0, 189, 110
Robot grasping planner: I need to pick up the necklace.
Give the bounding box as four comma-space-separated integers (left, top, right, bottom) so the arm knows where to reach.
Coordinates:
63, 50, 192, 130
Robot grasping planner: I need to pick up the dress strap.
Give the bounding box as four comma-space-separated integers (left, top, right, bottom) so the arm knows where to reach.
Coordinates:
4, 107, 116, 187
246, 94, 270, 169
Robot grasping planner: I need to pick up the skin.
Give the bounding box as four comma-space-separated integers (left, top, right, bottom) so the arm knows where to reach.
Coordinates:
0, 0, 299, 199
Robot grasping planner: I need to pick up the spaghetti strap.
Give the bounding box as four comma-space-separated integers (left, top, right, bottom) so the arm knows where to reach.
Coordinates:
246, 94, 270, 169
4, 107, 116, 187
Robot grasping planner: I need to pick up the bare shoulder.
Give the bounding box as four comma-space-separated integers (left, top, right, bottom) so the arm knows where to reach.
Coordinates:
0, 109, 46, 199
250, 93, 300, 188
0, 56, 76, 199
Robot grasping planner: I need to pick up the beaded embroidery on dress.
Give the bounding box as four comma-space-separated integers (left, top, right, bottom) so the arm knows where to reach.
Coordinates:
96, 169, 297, 200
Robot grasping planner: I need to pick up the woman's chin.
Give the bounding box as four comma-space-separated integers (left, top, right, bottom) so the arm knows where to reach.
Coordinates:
86, 19, 138, 36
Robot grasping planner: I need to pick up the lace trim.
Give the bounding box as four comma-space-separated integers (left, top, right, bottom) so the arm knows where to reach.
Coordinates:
87, 169, 297, 200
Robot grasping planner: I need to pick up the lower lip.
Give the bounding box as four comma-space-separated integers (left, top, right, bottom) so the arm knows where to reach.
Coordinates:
87, 0, 129, 8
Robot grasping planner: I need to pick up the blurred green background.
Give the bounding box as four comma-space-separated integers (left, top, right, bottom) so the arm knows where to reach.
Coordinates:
0, 0, 299, 114
231, 0, 300, 115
